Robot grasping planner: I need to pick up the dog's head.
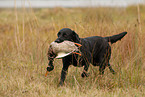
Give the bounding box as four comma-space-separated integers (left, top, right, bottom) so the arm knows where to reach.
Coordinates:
55, 28, 80, 43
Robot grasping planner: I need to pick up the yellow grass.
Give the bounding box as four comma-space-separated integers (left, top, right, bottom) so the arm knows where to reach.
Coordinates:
0, 6, 145, 97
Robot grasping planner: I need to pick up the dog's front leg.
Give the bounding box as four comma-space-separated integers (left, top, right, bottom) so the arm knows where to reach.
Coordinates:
59, 65, 69, 86
59, 57, 70, 86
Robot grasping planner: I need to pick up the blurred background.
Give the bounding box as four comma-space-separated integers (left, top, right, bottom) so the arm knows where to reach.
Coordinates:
0, 0, 145, 8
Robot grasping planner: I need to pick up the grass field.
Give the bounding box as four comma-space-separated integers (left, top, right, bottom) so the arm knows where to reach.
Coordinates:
0, 5, 145, 97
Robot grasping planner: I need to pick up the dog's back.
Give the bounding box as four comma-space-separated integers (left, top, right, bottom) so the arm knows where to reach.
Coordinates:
80, 36, 110, 64
80, 32, 127, 64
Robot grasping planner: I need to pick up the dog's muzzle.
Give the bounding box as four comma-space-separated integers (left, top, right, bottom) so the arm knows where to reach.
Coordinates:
55, 38, 64, 43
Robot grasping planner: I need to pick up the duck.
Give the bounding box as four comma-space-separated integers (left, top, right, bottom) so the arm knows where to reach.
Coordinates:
48, 41, 81, 59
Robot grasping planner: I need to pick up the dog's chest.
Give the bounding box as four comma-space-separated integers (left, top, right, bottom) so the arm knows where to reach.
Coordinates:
71, 54, 86, 67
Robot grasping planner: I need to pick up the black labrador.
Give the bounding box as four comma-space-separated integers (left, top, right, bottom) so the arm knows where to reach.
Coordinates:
47, 28, 127, 86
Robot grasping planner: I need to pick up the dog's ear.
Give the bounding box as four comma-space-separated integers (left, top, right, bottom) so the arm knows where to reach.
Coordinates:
72, 31, 80, 43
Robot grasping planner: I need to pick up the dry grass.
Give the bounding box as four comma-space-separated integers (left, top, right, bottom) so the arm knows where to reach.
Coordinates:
0, 5, 145, 97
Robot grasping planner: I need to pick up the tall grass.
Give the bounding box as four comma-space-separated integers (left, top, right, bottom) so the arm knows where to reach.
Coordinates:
0, 5, 145, 96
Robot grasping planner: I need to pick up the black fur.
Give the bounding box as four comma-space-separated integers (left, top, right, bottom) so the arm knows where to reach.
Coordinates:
47, 28, 127, 86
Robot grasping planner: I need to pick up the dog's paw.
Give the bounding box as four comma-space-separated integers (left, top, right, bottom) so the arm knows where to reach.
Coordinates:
58, 82, 64, 87
81, 72, 89, 78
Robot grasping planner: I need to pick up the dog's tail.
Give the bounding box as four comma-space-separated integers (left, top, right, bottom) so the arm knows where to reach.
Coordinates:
104, 32, 127, 44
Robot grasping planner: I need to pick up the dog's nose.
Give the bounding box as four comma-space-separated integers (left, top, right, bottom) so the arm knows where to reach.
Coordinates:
55, 38, 63, 43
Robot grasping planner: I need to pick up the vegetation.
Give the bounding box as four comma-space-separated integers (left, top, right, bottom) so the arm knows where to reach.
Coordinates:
0, 6, 145, 96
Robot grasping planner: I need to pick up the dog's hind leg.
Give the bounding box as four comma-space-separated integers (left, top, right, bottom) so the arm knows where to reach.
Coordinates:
99, 63, 106, 75
108, 63, 116, 74
98, 57, 107, 75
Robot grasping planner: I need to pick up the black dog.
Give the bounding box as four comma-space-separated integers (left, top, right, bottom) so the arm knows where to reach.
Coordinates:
47, 28, 127, 86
